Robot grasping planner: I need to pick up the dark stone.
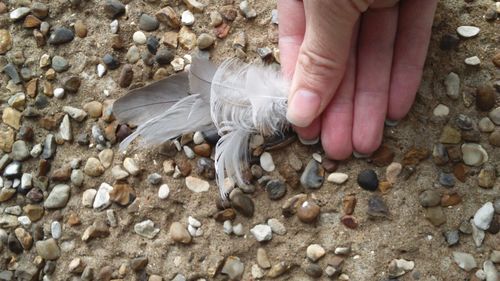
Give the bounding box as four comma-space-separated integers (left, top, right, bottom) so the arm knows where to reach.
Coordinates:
304, 263, 323, 278
116, 124, 132, 142
476, 86, 496, 112
17, 126, 34, 142
130, 257, 148, 271
195, 157, 215, 180
158, 140, 177, 157
34, 95, 49, 109
48, 27, 74, 45
146, 36, 160, 55
139, 14, 159, 32
300, 160, 324, 189
367, 195, 389, 218
443, 229, 459, 246
7, 233, 23, 254
455, 114, 473, 130
26, 188, 44, 202
44, 261, 56, 274
266, 180, 286, 200
439, 34, 459, 50
76, 133, 90, 145
103, 0, 125, 19
62, 76, 81, 92
155, 49, 174, 65
118, 64, 133, 88
3, 63, 21, 84
230, 190, 254, 217
103, 54, 120, 70
438, 172, 455, 187
201, 128, 220, 145
357, 169, 378, 191
41, 134, 56, 159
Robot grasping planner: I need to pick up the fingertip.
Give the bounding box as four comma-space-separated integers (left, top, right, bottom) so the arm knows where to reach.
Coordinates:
293, 119, 321, 144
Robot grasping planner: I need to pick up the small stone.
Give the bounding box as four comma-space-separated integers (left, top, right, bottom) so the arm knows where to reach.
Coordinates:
306, 244, 325, 262
266, 180, 286, 200
478, 165, 496, 188
419, 189, 441, 207
357, 169, 378, 191
425, 207, 446, 226
230, 189, 254, 217
178, 26, 196, 50
181, 10, 195, 25
44, 184, 70, 209
0, 29, 12, 54
367, 194, 389, 218
11, 140, 29, 161
465, 56, 481, 66
133, 31, 147, 45
297, 200, 320, 223
440, 126, 461, 144
111, 165, 129, 180
221, 256, 244, 281
371, 145, 395, 166
439, 172, 455, 187
63, 106, 87, 122
489, 107, 500, 125
489, 130, 500, 147
156, 6, 180, 28
260, 152, 275, 172
139, 14, 159, 31
48, 27, 74, 45
444, 230, 459, 246
453, 252, 477, 271
433, 104, 450, 117
267, 262, 289, 278
462, 143, 488, 166
250, 224, 272, 242
183, 0, 206, 13
185, 176, 209, 192
239, 0, 257, 18
473, 202, 494, 230
10, 7, 30, 21
267, 218, 286, 235
155, 49, 174, 65
197, 33, 215, 49
457, 26, 480, 38
441, 191, 462, 207
51, 221, 62, 239
300, 159, 325, 189
476, 86, 496, 111
2, 107, 22, 129
104, 0, 125, 19
93, 182, 113, 209
123, 158, 140, 176
388, 259, 415, 278
445, 72, 460, 100
74, 20, 87, 38
83, 101, 103, 118
170, 222, 191, 244
14, 227, 32, 250
82, 189, 97, 207
134, 220, 160, 239
109, 182, 135, 206
327, 172, 348, 184
119, 64, 134, 88
102, 54, 119, 70
35, 239, 60, 260
84, 157, 105, 177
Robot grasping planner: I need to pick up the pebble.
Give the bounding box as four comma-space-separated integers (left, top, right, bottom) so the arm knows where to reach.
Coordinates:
111, 165, 129, 180
82, 189, 97, 207
179, 26, 197, 50
260, 152, 275, 172
221, 256, 244, 280
51, 221, 62, 239
147, 173, 162, 185
63, 106, 87, 121
34, 240, 60, 265
158, 184, 170, 199
440, 125, 461, 144
488, 107, 500, 125
181, 10, 195, 25
48, 27, 74, 45
441, 191, 463, 207
156, 6, 180, 28
457, 26, 480, 38
185, 176, 209, 192
300, 159, 325, 189
134, 220, 160, 239
327, 172, 348, 184
183, 145, 195, 159
267, 261, 289, 278
230, 189, 254, 217
44, 184, 71, 209
250, 224, 272, 242
84, 157, 105, 177
110, 19, 119, 33
367, 195, 389, 218
473, 202, 494, 230
170, 222, 191, 244
123, 158, 140, 176
478, 165, 496, 188
251, 264, 265, 279
483, 260, 497, 281
444, 230, 459, 246
267, 218, 286, 235
10, 7, 30, 21
197, 33, 215, 50
425, 206, 446, 226
4, 161, 22, 179
155, 49, 175, 65
93, 182, 113, 209
479, 118, 495, 133
3, 63, 21, 84
21, 173, 32, 189
357, 169, 379, 191
433, 104, 450, 117
266, 180, 286, 200
297, 200, 320, 223
240, 0, 257, 18
471, 218, 485, 247
465, 56, 481, 66
104, 0, 125, 19
306, 244, 325, 262
98, 149, 113, 169
438, 172, 455, 187
3, 107, 22, 130
133, 31, 147, 45
0, 30, 12, 55
476, 86, 496, 111
223, 220, 233, 234
139, 13, 159, 31
489, 130, 500, 147
461, 143, 488, 166
453, 252, 477, 271
11, 140, 29, 161
419, 189, 441, 207
388, 259, 415, 278
445, 72, 460, 100
232, 223, 244, 236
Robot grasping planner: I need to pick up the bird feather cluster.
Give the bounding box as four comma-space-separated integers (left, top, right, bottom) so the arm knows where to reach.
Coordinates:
113, 57, 290, 199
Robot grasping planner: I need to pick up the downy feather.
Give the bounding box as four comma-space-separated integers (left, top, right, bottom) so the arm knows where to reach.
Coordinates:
210, 59, 290, 198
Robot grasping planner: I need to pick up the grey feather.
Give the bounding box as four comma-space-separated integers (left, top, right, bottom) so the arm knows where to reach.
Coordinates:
188, 56, 217, 99
113, 72, 190, 126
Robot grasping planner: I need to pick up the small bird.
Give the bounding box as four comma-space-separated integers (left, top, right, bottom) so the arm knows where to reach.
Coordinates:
113, 56, 290, 199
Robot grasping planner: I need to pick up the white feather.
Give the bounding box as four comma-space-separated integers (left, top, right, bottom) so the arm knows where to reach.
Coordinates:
210, 59, 290, 198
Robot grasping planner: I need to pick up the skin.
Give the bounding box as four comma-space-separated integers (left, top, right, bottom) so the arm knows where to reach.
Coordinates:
279, 0, 438, 159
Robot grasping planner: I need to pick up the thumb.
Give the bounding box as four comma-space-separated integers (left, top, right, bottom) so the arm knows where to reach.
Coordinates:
286, 0, 371, 127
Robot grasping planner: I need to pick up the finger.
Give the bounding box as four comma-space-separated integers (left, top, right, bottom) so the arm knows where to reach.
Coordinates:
294, 118, 321, 145
352, 6, 399, 154
278, 0, 305, 79
387, 0, 438, 120
321, 21, 360, 160
286, 0, 372, 128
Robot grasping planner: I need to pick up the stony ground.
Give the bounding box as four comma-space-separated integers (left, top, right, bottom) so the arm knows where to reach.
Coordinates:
0, 0, 499, 280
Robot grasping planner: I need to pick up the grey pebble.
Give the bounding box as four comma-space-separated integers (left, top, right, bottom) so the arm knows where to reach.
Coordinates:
48, 28, 74, 45
44, 184, 71, 209
51, 56, 69, 72
300, 159, 324, 189
41, 134, 56, 159
139, 14, 159, 31
266, 180, 286, 200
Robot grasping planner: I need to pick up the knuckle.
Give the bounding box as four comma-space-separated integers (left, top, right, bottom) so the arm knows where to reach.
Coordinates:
296, 47, 345, 88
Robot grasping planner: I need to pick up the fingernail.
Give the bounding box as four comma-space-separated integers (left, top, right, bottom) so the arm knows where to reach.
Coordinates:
352, 151, 371, 159
286, 90, 321, 127
384, 119, 399, 127
298, 136, 319, 145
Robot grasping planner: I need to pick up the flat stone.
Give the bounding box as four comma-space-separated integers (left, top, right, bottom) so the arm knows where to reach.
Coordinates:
453, 252, 477, 271
185, 176, 209, 192
93, 183, 113, 209
457, 26, 480, 38
266, 180, 286, 200
0, 29, 12, 54
444, 230, 459, 246
139, 13, 159, 31
462, 143, 488, 166
306, 244, 325, 262
183, 0, 206, 13
41, 134, 56, 159
425, 206, 446, 226
327, 172, 348, 184
82, 189, 96, 207
250, 224, 272, 242
103, 0, 125, 19
367, 195, 389, 218
2, 107, 22, 129
36, 239, 60, 260
10, 7, 30, 20
267, 218, 286, 235
84, 157, 105, 177
109, 182, 135, 206
178, 26, 196, 50
478, 165, 496, 188
134, 220, 160, 239
123, 158, 140, 176
464, 56, 481, 66
300, 159, 325, 189
473, 202, 494, 230
260, 152, 275, 172
440, 126, 461, 144
170, 222, 191, 244
44, 184, 70, 209
63, 106, 87, 122
488, 107, 500, 125
419, 189, 441, 207
388, 259, 415, 278
221, 256, 244, 281
433, 104, 450, 116
48, 27, 74, 45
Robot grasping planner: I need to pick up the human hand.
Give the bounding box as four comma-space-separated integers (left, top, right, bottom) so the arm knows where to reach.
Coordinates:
279, 0, 438, 159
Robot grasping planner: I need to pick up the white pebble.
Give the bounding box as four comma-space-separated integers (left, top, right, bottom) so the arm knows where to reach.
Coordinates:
457, 26, 480, 38
173, 140, 182, 151
473, 202, 494, 230
465, 56, 481, 66
158, 184, 170, 199
188, 216, 201, 228
171, 57, 185, 72
181, 10, 195, 26
183, 146, 195, 159
306, 244, 326, 262
327, 172, 349, 184
187, 224, 198, 237
232, 223, 244, 236
110, 20, 119, 33
82, 189, 97, 207
51, 221, 62, 239
223, 220, 233, 234
97, 64, 106, 77
53, 88, 65, 99
312, 153, 322, 163
93, 183, 113, 209
18, 216, 31, 227
193, 131, 205, 144
249, 134, 264, 149
250, 224, 272, 242
260, 152, 275, 172
185, 176, 210, 193
433, 104, 450, 117
267, 218, 286, 235
133, 31, 147, 44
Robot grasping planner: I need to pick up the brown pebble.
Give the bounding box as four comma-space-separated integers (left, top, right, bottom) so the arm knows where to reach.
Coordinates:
214, 208, 236, 222
109, 182, 136, 206
110, 34, 124, 49
83, 101, 103, 118
24, 15, 41, 28
116, 124, 132, 142
193, 144, 211, 157
45, 69, 56, 81
26, 78, 38, 97
34, 29, 45, 46
67, 212, 81, 226
342, 194, 356, 215
155, 6, 180, 28
169, 222, 192, 244
378, 180, 392, 193
282, 194, 307, 217
440, 191, 462, 207
38, 159, 51, 177
279, 164, 300, 189
341, 215, 358, 229
453, 163, 468, 182
0, 3, 7, 14
321, 159, 338, 173
104, 122, 118, 144
74, 20, 88, 38
488, 129, 500, 147
297, 200, 320, 223
23, 204, 44, 222
220, 5, 237, 21
50, 165, 71, 182
176, 159, 192, 177
402, 147, 430, 166
476, 86, 496, 111
371, 145, 395, 167
119, 64, 134, 88
215, 23, 230, 39
492, 52, 500, 67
